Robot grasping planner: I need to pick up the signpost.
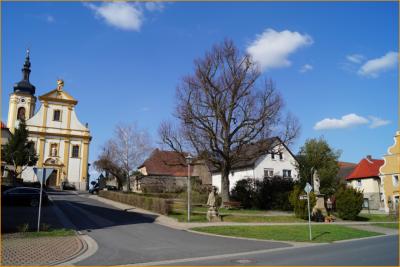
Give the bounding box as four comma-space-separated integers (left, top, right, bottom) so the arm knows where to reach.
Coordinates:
33, 167, 54, 232
304, 182, 313, 241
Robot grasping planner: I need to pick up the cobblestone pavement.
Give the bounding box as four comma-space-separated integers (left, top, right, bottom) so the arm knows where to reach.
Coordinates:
1, 233, 86, 266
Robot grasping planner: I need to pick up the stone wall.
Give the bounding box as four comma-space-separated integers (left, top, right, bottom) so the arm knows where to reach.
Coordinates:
135, 175, 188, 193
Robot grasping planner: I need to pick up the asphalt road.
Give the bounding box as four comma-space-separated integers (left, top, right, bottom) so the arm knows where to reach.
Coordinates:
50, 191, 399, 266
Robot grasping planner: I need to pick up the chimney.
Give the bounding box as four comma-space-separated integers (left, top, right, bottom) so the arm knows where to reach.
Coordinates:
366, 155, 372, 162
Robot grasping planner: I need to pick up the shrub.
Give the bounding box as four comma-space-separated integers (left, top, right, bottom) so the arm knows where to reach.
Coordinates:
289, 185, 316, 219
230, 179, 255, 208
335, 186, 363, 220
99, 191, 172, 215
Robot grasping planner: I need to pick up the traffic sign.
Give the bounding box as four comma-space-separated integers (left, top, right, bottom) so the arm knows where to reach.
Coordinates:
299, 194, 307, 200
33, 168, 54, 184
304, 182, 313, 194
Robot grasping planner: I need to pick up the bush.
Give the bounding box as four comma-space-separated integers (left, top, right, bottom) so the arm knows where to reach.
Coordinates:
99, 191, 172, 215
289, 185, 316, 219
335, 186, 363, 220
231, 177, 295, 210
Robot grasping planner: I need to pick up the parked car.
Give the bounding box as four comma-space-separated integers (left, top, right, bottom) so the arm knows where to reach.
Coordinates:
105, 185, 118, 191
2, 187, 48, 207
61, 181, 76, 190
89, 183, 100, 194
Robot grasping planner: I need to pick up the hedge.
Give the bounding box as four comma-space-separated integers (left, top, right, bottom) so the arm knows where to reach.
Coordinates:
99, 191, 172, 215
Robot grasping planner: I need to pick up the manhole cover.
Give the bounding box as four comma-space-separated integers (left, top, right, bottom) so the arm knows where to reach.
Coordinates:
232, 259, 256, 264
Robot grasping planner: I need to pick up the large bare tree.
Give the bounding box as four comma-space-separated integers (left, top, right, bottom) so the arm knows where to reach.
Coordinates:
94, 123, 153, 191
159, 40, 300, 202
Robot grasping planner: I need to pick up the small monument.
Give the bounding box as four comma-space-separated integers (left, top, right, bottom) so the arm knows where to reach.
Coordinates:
312, 169, 327, 216
206, 186, 221, 222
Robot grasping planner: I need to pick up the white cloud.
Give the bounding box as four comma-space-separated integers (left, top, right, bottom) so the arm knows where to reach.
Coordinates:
46, 15, 55, 23
246, 29, 313, 71
86, 2, 143, 31
346, 54, 364, 64
314, 113, 369, 130
358, 51, 398, 78
299, 64, 313, 73
369, 116, 390, 129
145, 2, 165, 12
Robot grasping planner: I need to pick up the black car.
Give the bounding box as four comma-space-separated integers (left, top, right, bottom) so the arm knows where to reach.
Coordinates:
2, 187, 49, 207
61, 181, 76, 190
89, 184, 100, 194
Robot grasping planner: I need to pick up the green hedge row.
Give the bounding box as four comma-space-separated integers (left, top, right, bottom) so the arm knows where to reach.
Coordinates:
99, 191, 172, 215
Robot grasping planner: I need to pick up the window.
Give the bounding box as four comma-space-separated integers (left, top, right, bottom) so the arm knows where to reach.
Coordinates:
50, 143, 58, 157
283, 169, 292, 178
279, 153, 283, 160
271, 153, 276, 160
393, 175, 399, 187
53, 110, 61, 121
71, 145, 80, 158
264, 168, 274, 178
17, 107, 26, 120
357, 180, 362, 187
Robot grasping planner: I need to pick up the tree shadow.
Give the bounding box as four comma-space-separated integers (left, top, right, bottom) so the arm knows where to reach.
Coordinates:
312, 231, 330, 240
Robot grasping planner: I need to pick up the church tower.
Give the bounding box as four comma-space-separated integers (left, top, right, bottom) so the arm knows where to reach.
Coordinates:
7, 50, 37, 133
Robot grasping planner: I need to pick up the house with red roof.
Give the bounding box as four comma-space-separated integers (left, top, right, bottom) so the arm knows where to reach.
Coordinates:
136, 149, 211, 193
346, 155, 385, 210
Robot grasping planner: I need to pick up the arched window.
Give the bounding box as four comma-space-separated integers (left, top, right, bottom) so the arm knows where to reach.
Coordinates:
17, 107, 26, 121
71, 145, 80, 158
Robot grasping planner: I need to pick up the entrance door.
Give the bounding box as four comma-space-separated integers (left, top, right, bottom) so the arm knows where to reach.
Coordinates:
46, 170, 58, 187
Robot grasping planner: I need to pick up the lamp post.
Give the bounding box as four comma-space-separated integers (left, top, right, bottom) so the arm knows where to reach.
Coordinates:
186, 154, 193, 222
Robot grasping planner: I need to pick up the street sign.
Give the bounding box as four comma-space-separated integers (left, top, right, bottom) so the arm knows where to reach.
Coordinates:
299, 195, 307, 200
304, 182, 313, 194
33, 168, 54, 184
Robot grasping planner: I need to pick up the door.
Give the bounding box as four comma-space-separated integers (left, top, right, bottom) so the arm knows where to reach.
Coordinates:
46, 170, 58, 187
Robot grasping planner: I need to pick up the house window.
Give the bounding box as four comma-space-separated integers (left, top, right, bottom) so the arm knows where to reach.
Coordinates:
71, 145, 80, 158
264, 168, 274, 178
271, 153, 276, 160
357, 180, 362, 187
283, 169, 292, 178
53, 110, 61, 121
50, 143, 58, 157
393, 175, 399, 187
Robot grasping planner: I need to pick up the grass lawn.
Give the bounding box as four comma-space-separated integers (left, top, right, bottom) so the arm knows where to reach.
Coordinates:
372, 223, 399, 229
22, 229, 75, 238
169, 211, 208, 222
354, 214, 398, 222
222, 215, 304, 223
192, 225, 381, 243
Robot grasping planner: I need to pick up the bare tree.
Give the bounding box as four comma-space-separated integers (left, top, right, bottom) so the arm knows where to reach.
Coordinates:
159, 40, 300, 202
94, 123, 153, 191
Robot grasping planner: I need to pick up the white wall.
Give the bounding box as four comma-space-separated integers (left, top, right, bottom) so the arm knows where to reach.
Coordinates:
348, 178, 380, 193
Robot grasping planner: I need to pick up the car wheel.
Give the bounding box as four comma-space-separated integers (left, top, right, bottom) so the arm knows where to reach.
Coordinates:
30, 198, 39, 207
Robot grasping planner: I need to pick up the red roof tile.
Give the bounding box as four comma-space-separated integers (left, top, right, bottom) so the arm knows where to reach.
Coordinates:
346, 158, 384, 180
338, 161, 357, 168
139, 149, 193, 177
1, 121, 8, 129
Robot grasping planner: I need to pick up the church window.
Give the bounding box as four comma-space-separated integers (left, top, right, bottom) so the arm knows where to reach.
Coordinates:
72, 145, 80, 158
17, 107, 26, 121
50, 143, 58, 157
53, 110, 61, 121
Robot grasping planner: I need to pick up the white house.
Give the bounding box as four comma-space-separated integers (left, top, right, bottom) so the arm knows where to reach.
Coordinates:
212, 138, 299, 192
6, 51, 91, 190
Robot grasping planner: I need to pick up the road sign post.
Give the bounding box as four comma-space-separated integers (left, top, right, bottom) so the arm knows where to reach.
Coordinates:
304, 182, 313, 241
33, 167, 54, 232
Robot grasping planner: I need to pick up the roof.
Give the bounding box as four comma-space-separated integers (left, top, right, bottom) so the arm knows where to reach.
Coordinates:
346, 157, 384, 180
338, 161, 357, 168
39, 88, 78, 105
138, 149, 193, 177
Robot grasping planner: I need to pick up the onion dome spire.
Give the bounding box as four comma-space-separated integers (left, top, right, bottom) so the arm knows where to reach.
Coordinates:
13, 49, 36, 95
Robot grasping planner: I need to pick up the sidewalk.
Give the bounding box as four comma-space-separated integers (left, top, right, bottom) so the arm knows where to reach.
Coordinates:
1, 233, 86, 266
90, 194, 399, 231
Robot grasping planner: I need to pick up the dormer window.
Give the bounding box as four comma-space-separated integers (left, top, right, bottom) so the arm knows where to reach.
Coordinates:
53, 110, 61, 121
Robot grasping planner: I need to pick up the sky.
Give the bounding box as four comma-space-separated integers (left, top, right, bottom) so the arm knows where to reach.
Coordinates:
2, 1, 399, 178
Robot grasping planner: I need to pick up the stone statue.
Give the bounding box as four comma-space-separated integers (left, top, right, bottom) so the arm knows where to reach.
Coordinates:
313, 169, 320, 195
206, 186, 221, 222
207, 186, 217, 208
56, 79, 64, 91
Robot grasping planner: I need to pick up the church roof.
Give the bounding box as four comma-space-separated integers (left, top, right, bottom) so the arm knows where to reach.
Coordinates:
39, 86, 78, 105
346, 156, 384, 180
13, 50, 36, 95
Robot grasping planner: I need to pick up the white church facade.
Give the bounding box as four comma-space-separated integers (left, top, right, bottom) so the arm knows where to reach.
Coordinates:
6, 51, 91, 190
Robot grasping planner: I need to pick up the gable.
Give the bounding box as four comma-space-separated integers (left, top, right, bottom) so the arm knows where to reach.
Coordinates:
39, 89, 78, 105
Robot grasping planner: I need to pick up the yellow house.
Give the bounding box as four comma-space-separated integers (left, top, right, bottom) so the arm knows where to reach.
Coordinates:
380, 130, 400, 213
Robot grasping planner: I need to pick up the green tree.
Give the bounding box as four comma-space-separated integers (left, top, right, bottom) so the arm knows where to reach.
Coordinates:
335, 186, 363, 220
1, 119, 38, 184
289, 185, 316, 219
296, 137, 341, 195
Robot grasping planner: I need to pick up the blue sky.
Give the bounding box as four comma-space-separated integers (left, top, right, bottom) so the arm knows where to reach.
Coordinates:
2, 2, 398, 177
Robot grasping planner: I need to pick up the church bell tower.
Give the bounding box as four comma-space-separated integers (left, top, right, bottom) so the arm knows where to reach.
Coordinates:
7, 49, 37, 133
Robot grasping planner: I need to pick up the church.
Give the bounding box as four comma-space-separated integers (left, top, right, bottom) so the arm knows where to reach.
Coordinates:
6, 51, 91, 190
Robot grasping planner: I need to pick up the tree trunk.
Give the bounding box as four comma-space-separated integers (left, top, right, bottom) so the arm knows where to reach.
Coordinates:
220, 166, 230, 204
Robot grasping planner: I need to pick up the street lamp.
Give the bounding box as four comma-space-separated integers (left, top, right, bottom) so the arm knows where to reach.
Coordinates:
186, 154, 193, 222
